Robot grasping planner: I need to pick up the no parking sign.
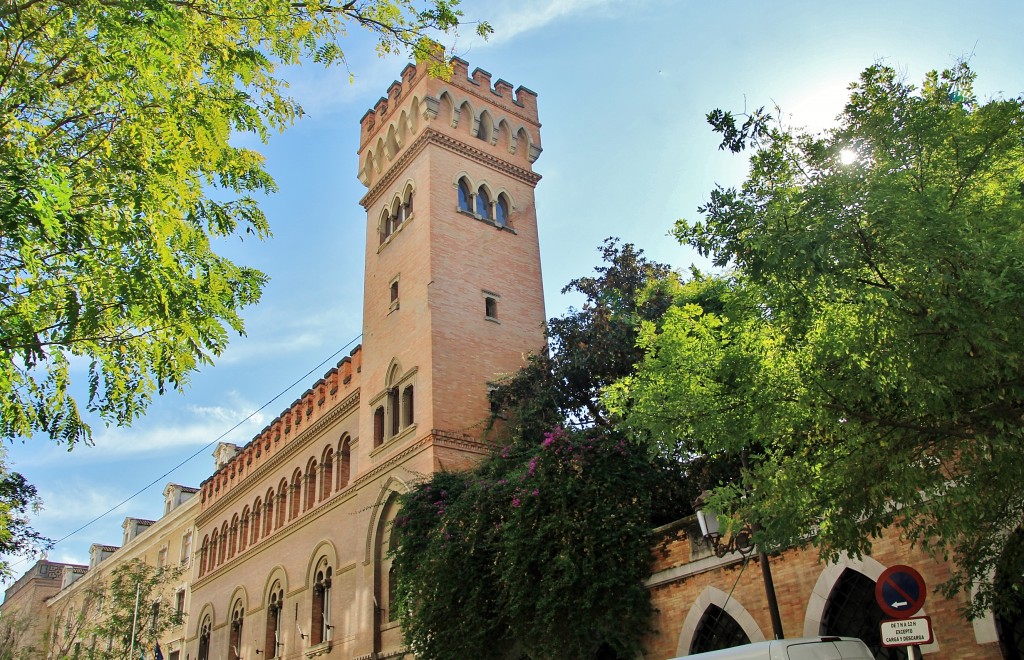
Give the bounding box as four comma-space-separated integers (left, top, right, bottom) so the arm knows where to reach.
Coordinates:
875, 565, 926, 619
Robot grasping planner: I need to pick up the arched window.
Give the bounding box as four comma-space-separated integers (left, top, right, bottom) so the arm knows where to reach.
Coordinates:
311, 559, 333, 645
251, 499, 262, 546
290, 469, 302, 520
197, 615, 212, 660
402, 386, 414, 428
339, 436, 352, 489
475, 186, 491, 218
229, 601, 244, 660
265, 489, 275, 537
393, 198, 404, 227
208, 529, 218, 571
388, 388, 400, 437
822, 569, 902, 659
457, 178, 472, 212
403, 186, 414, 217
276, 480, 288, 529
239, 508, 249, 552
321, 448, 334, 501
373, 407, 385, 447
304, 459, 317, 511
495, 193, 510, 227
378, 209, 390, 245
228, 514, 239, 559
219, 522, 228, 565
689, 604, 750, 654
199, 536, 209, 576
265, 583, 283, 659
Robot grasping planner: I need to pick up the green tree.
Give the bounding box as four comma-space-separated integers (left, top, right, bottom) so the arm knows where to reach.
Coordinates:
0, 0, 489, 446
0, 470, 51, 572
49, 559, 183, 660
608, 62, 1024, 616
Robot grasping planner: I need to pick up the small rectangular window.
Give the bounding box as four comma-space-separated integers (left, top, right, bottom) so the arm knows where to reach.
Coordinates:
483, 291, 500, 321
389, 277, 400, 312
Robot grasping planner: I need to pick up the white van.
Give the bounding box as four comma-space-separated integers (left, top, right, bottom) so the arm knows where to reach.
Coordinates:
672, 636, 875, 660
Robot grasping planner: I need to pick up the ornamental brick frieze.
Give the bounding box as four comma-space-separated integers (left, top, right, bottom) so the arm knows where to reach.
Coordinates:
196, 390, 359, 527
360, 128, 542, 209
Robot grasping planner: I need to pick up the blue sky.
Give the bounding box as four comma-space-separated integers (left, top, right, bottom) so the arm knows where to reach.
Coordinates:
4, 0, 1023, 578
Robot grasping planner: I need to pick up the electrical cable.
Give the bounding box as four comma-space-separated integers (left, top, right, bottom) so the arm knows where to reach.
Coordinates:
10, 333, 362, 571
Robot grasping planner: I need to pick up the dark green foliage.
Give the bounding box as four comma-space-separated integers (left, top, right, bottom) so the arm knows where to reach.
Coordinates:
0, 471, 51, 575
392, 428, 657, 660
488, 239, 674, 437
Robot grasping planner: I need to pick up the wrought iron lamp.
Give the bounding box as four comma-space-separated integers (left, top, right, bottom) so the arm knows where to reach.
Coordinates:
693, 490, 784, 639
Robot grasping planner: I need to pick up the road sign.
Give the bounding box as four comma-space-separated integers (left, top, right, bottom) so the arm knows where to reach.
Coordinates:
881, 616, 933, 647
875, 565, 927, 619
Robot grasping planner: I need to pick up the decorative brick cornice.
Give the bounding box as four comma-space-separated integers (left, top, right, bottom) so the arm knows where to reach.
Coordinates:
360, 128, 541, 209
197, 390, 360, 527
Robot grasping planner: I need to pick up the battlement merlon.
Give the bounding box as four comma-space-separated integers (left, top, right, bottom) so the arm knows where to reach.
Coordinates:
198, 345, 362, 505
358, 56, 540, 148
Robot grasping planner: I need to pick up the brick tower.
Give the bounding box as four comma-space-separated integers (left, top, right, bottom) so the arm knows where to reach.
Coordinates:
356, 56, 545, 459
352, 56, 546, 656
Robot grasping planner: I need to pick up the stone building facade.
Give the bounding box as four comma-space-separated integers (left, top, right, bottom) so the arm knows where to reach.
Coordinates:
181, 54, 546, 660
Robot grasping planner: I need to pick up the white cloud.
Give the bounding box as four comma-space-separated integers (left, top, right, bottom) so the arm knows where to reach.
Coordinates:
474, 0, 618, 45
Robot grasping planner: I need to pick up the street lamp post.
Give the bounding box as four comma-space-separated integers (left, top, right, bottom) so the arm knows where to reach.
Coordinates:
694, 492, 784, 640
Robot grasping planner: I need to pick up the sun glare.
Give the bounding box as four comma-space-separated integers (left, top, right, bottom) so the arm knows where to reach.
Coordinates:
839, 148, 858, 165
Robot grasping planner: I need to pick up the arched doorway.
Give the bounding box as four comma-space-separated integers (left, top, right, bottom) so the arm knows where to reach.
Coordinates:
995, 534, 1024, 659
821, 568, 909, 659
689, 604, 751, 654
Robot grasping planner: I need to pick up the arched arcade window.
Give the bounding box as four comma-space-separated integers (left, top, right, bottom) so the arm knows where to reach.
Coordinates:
475, 186, 491, 218
495, 193, 510, 227
689, 604, 750, 654
457, 178, 472, 212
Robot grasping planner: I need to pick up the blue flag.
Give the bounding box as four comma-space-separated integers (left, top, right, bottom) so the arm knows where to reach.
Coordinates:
154, 642, 164, 660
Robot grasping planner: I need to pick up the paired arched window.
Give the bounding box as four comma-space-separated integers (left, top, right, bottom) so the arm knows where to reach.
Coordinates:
229, 601, 244, 660
311, 559, 333, 645
197, 615, 212, 660
265, 583, 283, 659
376, 365, 414, 448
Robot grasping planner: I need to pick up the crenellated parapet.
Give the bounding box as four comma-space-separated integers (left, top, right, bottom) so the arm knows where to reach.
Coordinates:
358, 54, 542, 189
199, 345, 362, 511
